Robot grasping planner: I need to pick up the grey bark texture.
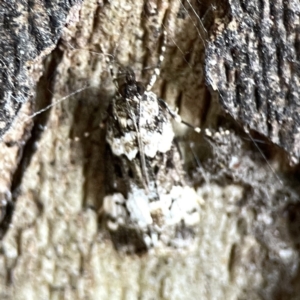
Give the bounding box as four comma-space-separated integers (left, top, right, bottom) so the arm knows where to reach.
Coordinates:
0, 0, 300, 299
206, 0, 300, 165
0, 0, 82, 137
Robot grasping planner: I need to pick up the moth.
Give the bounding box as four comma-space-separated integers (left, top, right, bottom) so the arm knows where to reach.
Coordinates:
102, 33, 201, 252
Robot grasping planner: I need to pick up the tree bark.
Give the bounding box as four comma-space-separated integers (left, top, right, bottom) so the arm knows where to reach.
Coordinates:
1, 0, 300, 299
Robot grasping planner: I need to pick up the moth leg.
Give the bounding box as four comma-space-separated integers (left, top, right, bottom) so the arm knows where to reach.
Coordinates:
157, 98, 201, 133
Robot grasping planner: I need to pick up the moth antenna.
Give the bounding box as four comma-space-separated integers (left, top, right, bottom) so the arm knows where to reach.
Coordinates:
244, 127, 284, 186
25, 86, 90, 121
146, 30, 167, 91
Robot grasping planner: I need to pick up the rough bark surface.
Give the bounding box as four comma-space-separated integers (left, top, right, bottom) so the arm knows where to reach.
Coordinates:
206, 0, 300, 164
0, 0, 300, 300
0, 0, 82, 137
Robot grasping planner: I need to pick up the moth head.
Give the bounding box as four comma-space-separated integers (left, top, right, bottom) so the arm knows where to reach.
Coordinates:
118, 67, 145, 98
